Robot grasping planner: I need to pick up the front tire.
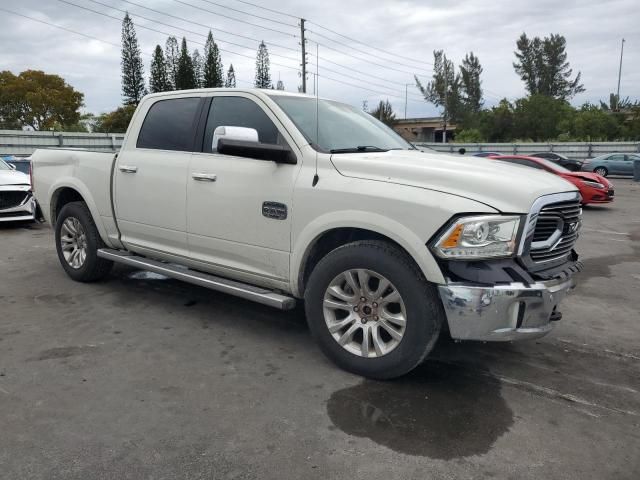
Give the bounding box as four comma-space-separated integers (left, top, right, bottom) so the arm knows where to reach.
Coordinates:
594, 167, 608, 177
304, 240, 444, 379
55, 201, 113, 282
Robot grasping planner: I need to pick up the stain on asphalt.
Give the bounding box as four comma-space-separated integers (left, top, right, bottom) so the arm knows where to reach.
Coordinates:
576, 236, 640, 284
33, 345, 97, 361
327, 360, 513, 459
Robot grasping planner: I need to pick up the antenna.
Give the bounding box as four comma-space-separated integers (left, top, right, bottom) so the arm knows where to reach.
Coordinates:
312, 42, 319, 187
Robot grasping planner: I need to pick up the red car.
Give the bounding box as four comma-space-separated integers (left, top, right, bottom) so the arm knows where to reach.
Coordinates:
489, 155, 614, 205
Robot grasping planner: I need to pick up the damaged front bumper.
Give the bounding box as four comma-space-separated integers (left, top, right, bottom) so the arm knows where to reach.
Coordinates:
437, 276, 575, 342
0, 186, 37, 222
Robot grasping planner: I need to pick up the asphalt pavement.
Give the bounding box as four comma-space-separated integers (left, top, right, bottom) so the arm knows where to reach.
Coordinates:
1, 179, 639, 479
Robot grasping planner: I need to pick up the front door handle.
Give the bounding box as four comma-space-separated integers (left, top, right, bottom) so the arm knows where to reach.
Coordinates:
192, 173, 217, 182
119, 165, 138, 173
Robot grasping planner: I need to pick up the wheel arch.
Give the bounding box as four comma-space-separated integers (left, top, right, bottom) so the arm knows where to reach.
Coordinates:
292, 215, 445, 298
48, 180, 110, 247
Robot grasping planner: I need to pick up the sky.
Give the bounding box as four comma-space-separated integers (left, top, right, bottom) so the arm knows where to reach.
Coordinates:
0, 0, 638, 118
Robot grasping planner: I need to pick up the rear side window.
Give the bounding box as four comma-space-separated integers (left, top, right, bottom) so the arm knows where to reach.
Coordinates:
137, 97, 201, 151
203, 96, 280, 153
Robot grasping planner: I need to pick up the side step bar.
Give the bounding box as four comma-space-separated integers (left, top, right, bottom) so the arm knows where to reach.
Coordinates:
97, 248, 296, 310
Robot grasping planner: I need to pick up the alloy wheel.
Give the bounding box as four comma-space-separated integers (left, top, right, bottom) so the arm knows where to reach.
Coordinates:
60, 217, 87, 269
323, 269, 407, 358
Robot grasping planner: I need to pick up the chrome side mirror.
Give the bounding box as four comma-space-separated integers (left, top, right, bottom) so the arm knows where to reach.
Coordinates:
212, 126, 259, 152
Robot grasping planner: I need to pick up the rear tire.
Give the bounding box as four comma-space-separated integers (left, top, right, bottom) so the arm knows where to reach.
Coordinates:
55, 201, 113, 282
594, 167, 608, 177
304, 240, 444, 379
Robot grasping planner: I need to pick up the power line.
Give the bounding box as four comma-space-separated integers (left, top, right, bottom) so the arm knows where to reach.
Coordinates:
0, 7, 123, 51
307, 29, 432, 74
0, 8, 264, 87
309, 52, 426, 98
308, 55, 425, 99
170, 0, 297, 38
227, 0, 299, 20
196, 0, 298, 28
307, 20, 431, 68
85, 0, 300, 64
307, 36, 430, 77
55, 0, 300, 71
318, 73, 425, 104
117, 0, 299, 53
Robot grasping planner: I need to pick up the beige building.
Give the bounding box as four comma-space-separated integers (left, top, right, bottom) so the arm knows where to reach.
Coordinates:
393, 117, 457, 143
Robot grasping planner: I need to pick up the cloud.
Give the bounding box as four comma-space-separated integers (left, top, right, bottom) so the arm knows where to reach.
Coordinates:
0, 0, 637, 117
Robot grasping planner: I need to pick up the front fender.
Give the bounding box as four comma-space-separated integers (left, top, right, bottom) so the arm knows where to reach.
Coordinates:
290, 210, 446, 297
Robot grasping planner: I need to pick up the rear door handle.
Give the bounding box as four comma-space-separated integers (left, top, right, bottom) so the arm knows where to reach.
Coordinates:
119, 165, 138, 173
192, 173, 217, 182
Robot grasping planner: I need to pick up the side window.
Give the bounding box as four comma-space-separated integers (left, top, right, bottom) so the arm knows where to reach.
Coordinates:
203, 96, 280, 153
137, 97, 201, 151
608, 154, 624, 162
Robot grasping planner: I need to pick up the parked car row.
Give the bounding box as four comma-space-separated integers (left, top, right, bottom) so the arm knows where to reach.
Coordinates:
487, 155, 614, 205
472, 151, 638, 177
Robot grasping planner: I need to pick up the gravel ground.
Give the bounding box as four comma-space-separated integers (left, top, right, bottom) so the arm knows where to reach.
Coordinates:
1, 179, 639, 479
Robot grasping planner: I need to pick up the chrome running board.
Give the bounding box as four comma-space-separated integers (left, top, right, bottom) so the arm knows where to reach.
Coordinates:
97, 248, 296, 310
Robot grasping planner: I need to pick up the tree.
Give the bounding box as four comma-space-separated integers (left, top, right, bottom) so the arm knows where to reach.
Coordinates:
164, 36, 179, 90
512, 94, 574, 141
565, 103, 621, 141
94, 104, 137, 133
0, 70, 84, 130
599, 93, 635, 112
454, 128, 484, 142
192, 49, 203, 88
255, 41, 272, 89
121, 12, 146, 105
370, 99, 396, 126
459, 52, 483, 113
203, 31, 224, 88
225, 64, 236, 88
175, 37, 196, 90
149, 45, 170, 93
415, 50, 462, 130
513, 33, 585, 100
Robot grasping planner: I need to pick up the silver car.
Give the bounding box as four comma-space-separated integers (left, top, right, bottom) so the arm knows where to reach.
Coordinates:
0, 159, 37, 222
581, 153, 639, 177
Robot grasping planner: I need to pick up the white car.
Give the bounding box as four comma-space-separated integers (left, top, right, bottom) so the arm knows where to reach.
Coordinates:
0, 159, 37, 222
31, 89, 582, 379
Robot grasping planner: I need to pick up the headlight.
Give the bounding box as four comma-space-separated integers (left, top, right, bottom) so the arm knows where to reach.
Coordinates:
582, 180, 605, 189
431, 215, 521, 260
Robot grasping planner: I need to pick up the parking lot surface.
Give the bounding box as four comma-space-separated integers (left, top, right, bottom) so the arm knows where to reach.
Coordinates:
1, 180, 639, 479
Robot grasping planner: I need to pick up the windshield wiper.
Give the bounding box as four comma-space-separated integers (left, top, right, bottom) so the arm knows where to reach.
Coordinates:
330, 145, 389, 154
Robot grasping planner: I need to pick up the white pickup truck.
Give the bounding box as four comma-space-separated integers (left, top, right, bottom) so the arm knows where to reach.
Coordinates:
32, 89, 583, 378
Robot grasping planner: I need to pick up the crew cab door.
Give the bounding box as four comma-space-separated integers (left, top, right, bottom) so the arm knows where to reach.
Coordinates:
186, 94, 301, 285
114, 96, 202, 257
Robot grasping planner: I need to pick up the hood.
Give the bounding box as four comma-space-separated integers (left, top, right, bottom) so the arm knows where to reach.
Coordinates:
0, 169, 30, 186
562, 171, 612, 187
330, 150, 577, 213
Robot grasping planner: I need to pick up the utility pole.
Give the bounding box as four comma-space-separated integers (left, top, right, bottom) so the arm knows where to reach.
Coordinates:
442, 65, 448, 143
616, 38, 625, 101
300, 18, 307, 93
404, 83, 411, 119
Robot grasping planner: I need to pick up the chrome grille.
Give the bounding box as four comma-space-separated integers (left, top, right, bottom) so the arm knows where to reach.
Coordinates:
0, 191, 29, 210
529, 200, 582, 264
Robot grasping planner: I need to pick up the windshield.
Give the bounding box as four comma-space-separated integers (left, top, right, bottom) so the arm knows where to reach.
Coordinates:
269, 95, 413, 153
0, 159, 11, 171
535, 157, 570, 173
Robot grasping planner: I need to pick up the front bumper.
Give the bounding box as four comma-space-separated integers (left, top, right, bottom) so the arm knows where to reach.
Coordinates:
437, 276, 575, 341
0, 188, 37, 222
